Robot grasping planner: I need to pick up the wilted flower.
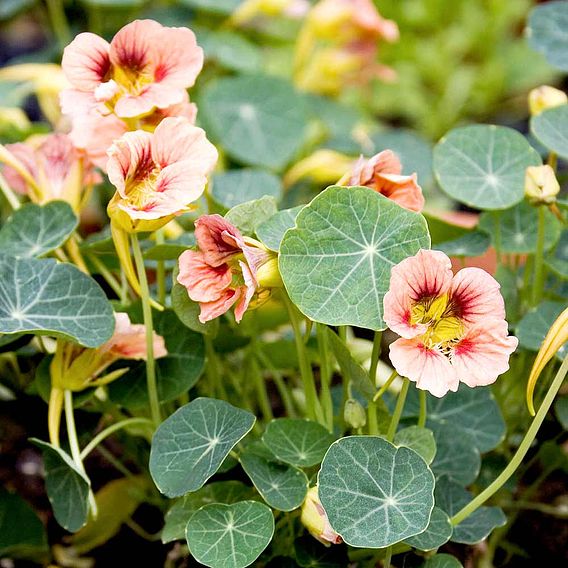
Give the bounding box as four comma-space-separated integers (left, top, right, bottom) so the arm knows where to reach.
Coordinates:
340, 149, 424, 212
106, 116, 217, 233
525, 165, 560, 205
384, 250, 518, 397
1, 133, 100, 211
528, 85, 567, 116
177, 215, 280, 323
61, 19, 203, 119
301, 486, 342, 546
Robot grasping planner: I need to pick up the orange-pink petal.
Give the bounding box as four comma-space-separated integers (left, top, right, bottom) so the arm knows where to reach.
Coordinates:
383, 250, 454, 339
389, 338, 459, 397
199, 288, 241, 323
194, 214, 244, 267
104, 313, 167, 360
177, 249, 232, 303
62, 32, 111, 90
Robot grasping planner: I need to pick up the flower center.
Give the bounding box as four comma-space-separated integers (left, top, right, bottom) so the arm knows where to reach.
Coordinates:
411, 293, 464, 349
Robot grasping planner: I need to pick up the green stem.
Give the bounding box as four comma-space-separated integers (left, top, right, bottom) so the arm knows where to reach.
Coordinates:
282, 293, 324, 424
250, 347, 273, 422
204, 336, 228, 400
155, 229, 166, 306
373, 370, 398, 402
338, 326, 347, 342
383, 546, 393, 568
45, 0, 71, 49
80, 418, 152, 460
87, 253, 123, 299
131, 234, 161, 427
493, 211, 502, 264
369, 331, 382, 387
387, 378, 409, 442
317, 323, 333, 431
96, 445, 136, 478
531, 205, 547, 306
418, 390, 427, 428
367, 400, 378, 435
256, 349, 296, 418
0, 171, 20, 210
451, 354, 568, 526
64, 390, 98, 517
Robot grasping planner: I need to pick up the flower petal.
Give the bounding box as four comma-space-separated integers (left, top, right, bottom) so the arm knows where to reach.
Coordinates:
199, 288, 241, 323
151, 117, 218, 171
449, 267, 506, 325
389, 338, 458, 397
2, 142, 36, 194
107, 130, 154, 197
108, 19, 162, 74
373, 172, 424, 212
194, 214, 244, 267
234, 261, 257, 322
62, 32, 111, 90
113, 83, 185, 118
177, 250, 232, 303
383, 249, 454, 339
452, 322, 518, 388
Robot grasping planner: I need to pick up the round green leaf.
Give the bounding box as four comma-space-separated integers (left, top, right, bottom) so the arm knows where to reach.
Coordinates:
31, 439, 90, 533
394, 426, 436, 465
150, 398, 255, 497
0, 488, 48, 559
516, 301, 568, 361
420, 554, 463, 568
431, 425, 480, 485
108, 310, 205, 409
185, 501, 274, 568
211, 169, 282, 210
478, 201, 561, 253
200, 30, 262, 73
162, 481, 255, 543
403, 385, 505, 453
240, 451, 308, 511
200, 75, 309, 170
262, 418, 335, 468
527, 1, 568, 72
0, 201, 78, 258
435, 476, 506, 544
433, 125, 541, 210
404, 507, 452, 551
225, 196, 278, 236
531, 105, 568, 159
0, 256, 114, 348
280, 186, 430, 330
436, 231, 490, 258
256, 206, 304, 252
318, 436, 435, 548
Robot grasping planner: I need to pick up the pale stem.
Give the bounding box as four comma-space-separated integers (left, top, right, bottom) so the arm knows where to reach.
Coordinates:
0, 171, 21, 210
155, 229, 166, 306
87, 253, 123, 299
451, 354, 568, 526
531, 205, 547, 306
80, 418, 153, 460
131, 234, 161, 427
373, 370, 398, 402
317, 323, 334, 431
64, 389, 98, 517
418, 390, 427, 428
386, 378, 409, 442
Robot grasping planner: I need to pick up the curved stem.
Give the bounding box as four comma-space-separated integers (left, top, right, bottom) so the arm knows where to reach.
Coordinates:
48, 386, 64, 447
282, 293, 324, 424
387, 378, 409, 442
418, 390, 427, 428
80, 418, 153, 460
87, 253, 123, 299
451, 354, 568, 526
131, 234, 161, 427
369, 331, 382, 386
373, 370, 398, 402
64, 389, 98, 517
531, 205, 547, 306
256, 349, 296, 418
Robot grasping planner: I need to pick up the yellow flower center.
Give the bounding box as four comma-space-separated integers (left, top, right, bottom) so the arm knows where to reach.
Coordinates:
124, 166, 161, 211
411, 293, 464, 349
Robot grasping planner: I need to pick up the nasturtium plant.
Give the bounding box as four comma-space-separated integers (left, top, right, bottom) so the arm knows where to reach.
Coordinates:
1, 3, 567, 567
280, 186, 430, 330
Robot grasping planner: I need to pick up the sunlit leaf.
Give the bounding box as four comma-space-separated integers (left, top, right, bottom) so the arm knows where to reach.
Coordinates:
394, 426, 436, 465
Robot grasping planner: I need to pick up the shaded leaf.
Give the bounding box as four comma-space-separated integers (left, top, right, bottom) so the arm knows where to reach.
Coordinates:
527, 1, 568, 72
394, 426, 436, 465
257, 206, 304, 252
404, 507, 452, 551
211, 169, 282, 210
225, 196, 279, 235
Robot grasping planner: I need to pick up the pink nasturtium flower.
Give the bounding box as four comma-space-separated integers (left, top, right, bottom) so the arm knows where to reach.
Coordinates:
61, 19, 203, 120
383, 250, 518, 397
177, 215, 280, 323
2, 133, 100, 211
341, 149, 424, 212
301, 486, 342, 546
106, 116, 218, 233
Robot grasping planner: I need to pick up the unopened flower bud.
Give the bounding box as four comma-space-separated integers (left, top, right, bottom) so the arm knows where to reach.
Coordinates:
529, 85, 567, 116
343, 398, 367, 429
255, 256, 283, 289
525, 165, 560, 205
301, 486, 342, 546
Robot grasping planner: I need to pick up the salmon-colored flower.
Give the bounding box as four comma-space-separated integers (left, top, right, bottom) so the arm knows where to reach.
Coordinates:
301, 486, 342, 546
60, 89, 197, 171
105, 116, 217, 232
177, 215, 279, 323
384, 250, 518, 397
61, 19, 203, 119
343, 149, 424, 212
2, 133, 100, 211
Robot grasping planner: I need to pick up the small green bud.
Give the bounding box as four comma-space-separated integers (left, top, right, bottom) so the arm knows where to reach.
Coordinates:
344, 398, 366, 429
